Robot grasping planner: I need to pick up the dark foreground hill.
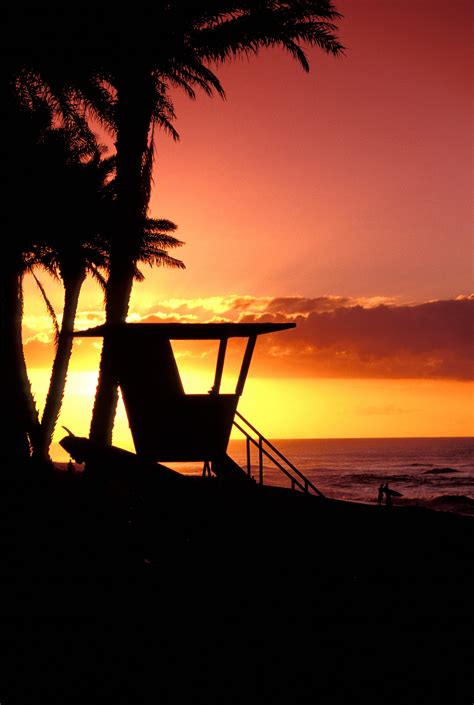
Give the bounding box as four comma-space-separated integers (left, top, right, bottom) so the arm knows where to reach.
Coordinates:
0, 466, 472, 704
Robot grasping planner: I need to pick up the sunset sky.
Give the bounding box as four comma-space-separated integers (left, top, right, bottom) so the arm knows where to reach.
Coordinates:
23, 0, 473, 460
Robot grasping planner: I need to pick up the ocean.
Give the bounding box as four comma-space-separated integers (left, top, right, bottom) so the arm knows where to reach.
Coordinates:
226, 437, 474, 515
58, 436, 474, 516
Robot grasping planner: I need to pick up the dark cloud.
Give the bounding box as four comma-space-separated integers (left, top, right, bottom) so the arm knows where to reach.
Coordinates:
140, 294, 375, 322
247, 297, 474, 380
136, 295, 473, 380
245, 296, 353, 316
25, 295, 473, 381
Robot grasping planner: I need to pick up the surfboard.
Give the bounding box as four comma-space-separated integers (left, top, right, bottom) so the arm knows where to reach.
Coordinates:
386, 488, 402, 497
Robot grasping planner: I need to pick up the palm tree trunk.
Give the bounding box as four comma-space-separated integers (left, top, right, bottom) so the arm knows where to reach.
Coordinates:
37, 268, 86, 461
89, 75, 154, 447
88, 260, 135, 447
0, 268, 41, 464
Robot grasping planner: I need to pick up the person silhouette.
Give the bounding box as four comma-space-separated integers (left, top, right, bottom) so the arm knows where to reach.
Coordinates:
67, 458, 75, 475
377, 483, 385, 505
384, 483, 392, 507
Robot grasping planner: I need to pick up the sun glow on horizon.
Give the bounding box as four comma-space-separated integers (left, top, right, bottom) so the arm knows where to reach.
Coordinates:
28, 365, 474, 462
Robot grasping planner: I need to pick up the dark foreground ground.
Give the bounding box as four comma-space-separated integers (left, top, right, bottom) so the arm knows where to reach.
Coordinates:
0, 465, 473, 704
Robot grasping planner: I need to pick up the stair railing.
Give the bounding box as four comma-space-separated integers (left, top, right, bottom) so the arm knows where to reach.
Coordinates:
232, 411, 324, 497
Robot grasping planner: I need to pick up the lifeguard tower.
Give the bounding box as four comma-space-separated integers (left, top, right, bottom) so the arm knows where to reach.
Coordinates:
67, 322, 323, 495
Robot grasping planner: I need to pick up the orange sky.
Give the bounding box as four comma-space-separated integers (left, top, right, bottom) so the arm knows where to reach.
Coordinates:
23, 0, 473, 459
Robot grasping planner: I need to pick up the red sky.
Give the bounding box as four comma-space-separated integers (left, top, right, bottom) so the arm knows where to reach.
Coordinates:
23, 0, 473, 456
147, 0, 473, 302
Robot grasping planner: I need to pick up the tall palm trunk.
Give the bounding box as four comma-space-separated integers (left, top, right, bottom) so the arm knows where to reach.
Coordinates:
37, 267, 86, 461
0, 267, 41, 464
89, 75, 154, 446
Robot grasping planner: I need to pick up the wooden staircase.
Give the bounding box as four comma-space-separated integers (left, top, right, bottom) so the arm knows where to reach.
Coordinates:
231, 411, 324, 497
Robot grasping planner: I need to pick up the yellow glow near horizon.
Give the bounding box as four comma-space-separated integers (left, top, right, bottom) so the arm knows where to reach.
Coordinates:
237, 377, 474, 440
28, 367, 473, 462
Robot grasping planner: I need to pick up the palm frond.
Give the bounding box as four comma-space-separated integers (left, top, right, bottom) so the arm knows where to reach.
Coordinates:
133, 265, 145, 282
192, 3, 345, 68
137, 249, 185, 271
144, 218, 177, 233
89, 265, 108, 296
141, 132, 156, 210
143, 233, 185, 251
31, 272, 60, 345
167, 58, 225, 99
149, 86, 180, 141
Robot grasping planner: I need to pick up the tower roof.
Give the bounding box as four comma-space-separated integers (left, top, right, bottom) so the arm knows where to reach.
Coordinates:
74, 322, 295, 340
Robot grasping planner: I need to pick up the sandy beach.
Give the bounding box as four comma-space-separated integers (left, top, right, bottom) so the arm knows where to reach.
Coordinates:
0, 464, 473, 703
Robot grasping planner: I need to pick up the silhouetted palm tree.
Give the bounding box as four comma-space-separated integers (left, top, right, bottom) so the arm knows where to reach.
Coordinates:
88, 2, 344, 446
1, 20, 104, 463
34, 141, 184, 461
1, 263, 41, 464
0, 104, 56, 464
31, 136, 111, 462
